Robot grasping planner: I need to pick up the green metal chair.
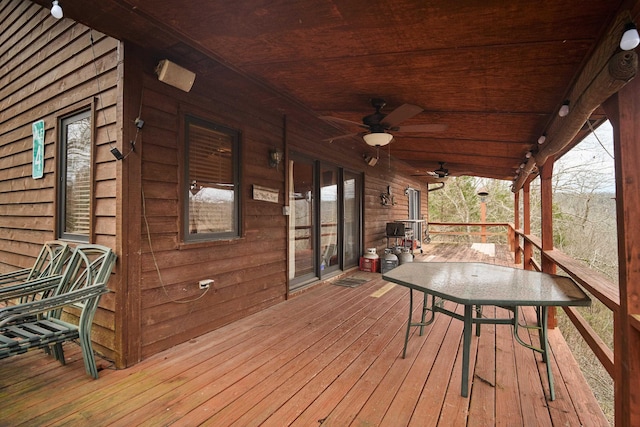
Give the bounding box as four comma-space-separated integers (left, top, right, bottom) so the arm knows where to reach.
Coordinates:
0, 241, 71, 286
0, 244, 116, 379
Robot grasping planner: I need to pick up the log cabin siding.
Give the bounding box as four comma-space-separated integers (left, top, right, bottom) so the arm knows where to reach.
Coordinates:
0, 1, 119, 360
132, 53, 430, 359
135, 75, 291, 358
2, 0, 431, 366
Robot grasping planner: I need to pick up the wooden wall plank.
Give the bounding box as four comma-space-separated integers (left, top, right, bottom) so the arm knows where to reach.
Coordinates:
0, 1, 119, 360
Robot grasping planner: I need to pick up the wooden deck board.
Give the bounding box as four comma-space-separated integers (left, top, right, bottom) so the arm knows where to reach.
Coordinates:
0, 243, 609, 426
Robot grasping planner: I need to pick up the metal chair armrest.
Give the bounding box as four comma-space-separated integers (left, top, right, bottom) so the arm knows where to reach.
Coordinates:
0, 283, 108, 327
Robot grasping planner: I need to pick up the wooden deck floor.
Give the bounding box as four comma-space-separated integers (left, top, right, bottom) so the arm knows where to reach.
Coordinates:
0, 243, 609, 426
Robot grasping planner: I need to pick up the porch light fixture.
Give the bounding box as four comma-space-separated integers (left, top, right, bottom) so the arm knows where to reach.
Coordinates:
269, 147, 283, 169
363, 132, 393, 147
537, 133, 547, 144
620, 22, 640, 51
51, 1, 63, 19
558, 101, 570, 117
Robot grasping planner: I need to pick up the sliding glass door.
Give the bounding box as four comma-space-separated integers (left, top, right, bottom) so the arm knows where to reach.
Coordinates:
320, 165, 339, 274
343, 171, 361, 268
289, 155, 362, 290
289, 158, 315, 283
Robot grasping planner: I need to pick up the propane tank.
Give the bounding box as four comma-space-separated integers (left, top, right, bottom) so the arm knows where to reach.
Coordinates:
398, 248, 414, 264
381, 248, 399, 273
363, 248, 379, 259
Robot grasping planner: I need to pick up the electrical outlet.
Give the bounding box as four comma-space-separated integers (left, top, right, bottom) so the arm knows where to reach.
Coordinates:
199, 279, 214, 289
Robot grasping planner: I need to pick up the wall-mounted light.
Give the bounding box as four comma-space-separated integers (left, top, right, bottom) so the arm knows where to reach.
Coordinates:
620, 22, 640, 51
363, 131, 393, 147
537, 133, 547, 144
51, 1, 63, 19
269, 148, 283, 169
190, 180, 202, 196
380, 185, 396, 206
558, 101, 570, 117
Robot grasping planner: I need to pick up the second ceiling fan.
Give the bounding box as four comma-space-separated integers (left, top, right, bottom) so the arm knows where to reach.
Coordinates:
321, 98, 447, 146
411, 162, 450, 180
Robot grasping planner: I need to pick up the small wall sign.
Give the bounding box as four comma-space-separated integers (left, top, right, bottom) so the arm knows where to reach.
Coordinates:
32, 120, 45, 179
253, 185, 279, 203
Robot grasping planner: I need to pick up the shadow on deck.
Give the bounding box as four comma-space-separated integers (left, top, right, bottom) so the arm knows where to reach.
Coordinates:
0, 243, 609, 426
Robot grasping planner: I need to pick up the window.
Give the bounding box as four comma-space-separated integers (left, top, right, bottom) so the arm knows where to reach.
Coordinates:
57, 109, 92, 242
184, 116, 240, 241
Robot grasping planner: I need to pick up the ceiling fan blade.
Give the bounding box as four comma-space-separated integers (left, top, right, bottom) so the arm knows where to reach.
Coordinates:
410, 170, 437, 177
381, 103, 423, 127
320, 116, 368, 129
322, 133, 361, 143
394, 123, 448, 132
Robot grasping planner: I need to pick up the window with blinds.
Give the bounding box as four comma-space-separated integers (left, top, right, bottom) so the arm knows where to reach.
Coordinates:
184, 116, 240, 241
58, 109, 92, 242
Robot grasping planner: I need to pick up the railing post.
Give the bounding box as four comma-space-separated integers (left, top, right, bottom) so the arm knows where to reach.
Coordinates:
539, 160, 557, 328
523, 181, 532, 270
513, 190, 521, 264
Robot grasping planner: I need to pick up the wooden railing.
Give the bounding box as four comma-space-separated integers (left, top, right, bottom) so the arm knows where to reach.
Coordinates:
429, 222, 618, 380
428, 221, 511, 243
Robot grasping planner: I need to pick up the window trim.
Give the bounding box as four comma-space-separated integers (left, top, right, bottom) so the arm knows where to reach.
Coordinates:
182, 114, 242, 243
56, 106, 95, 243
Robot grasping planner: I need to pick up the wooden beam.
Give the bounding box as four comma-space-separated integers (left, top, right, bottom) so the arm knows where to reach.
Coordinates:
513, 190, 521, 264
537, 49, 637, 166
522, 181, 532, 270
513, 11, 638, 192
603, 69, 640, 427
116, 43, 144, 368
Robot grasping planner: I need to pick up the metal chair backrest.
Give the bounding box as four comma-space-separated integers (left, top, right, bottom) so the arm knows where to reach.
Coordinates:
55, 245, 116, 296
25, 241, 71, 281
47, 244, 116, 318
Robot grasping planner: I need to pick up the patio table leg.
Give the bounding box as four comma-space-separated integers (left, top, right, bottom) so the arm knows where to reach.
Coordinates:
540, 306, 555, 400
461, 304, 473, 397
403, 289, 413, 358
475, 305, 482, 336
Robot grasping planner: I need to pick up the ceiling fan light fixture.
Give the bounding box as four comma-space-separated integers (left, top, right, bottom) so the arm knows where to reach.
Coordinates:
621, 22, 640, 51
363, 132, 393, 147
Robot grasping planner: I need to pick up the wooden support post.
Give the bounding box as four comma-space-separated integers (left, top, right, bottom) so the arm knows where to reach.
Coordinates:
539, 161, 557, 329
523, 181, 532, 270
115, 44, 144, 368
603, 73, 640, 427
514, 190, 521, 264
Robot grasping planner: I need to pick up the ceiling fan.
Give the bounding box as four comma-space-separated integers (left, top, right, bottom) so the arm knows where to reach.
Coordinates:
321, 98, 447, 146
413, 162, 449, 179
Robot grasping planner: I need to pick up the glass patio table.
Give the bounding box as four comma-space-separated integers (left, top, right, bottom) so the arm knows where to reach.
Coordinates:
382, 262, 591, 400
